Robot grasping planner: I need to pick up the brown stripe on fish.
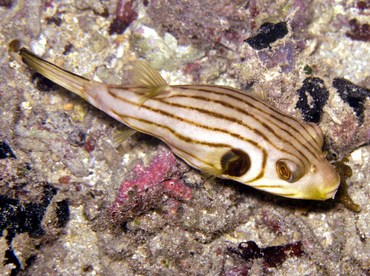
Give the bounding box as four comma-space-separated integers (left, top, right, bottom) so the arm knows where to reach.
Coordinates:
112, 109, 267, 182
175, 85, 321, 152
230, 85, 324, 151
158, 92, 315, 167
112, 109, 221, 170
184, 85, 323, 153
306, 122, 324, 149
174, 85, 322, 155
108, 88, 269, 165
154, 96, 309, 168
107, 88, 284, 162
183, 84, 321, 141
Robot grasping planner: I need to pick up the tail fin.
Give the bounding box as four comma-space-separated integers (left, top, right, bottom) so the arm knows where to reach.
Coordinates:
19, 48, 91, 100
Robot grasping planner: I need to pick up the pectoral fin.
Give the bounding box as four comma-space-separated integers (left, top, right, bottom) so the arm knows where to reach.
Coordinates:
220, 149, 251, 177
200, 148, 251, 178
113, 127, 137, 146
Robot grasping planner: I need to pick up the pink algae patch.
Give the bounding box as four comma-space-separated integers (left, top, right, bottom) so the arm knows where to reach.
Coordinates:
110, 147, 192, 219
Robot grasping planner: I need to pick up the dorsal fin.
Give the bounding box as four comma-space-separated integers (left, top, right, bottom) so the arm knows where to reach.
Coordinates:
131, 60, 169, 103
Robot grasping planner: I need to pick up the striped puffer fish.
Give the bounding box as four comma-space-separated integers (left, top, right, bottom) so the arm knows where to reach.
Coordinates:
19, 48, 340, 200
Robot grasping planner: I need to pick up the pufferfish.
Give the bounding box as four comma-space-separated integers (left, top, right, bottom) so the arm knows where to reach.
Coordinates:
19, 48, 340, 200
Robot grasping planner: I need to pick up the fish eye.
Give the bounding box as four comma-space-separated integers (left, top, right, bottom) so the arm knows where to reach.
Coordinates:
276, 159, 303, 183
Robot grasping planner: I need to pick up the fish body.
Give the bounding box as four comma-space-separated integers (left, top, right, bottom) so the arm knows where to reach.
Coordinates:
19, 48, 340, 200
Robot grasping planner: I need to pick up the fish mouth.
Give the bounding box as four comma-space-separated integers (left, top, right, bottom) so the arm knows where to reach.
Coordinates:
325, 186, 339, 199
324, 177, 341, 199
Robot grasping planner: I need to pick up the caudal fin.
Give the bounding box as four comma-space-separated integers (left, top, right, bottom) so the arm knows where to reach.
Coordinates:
19, 48, 90, 100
